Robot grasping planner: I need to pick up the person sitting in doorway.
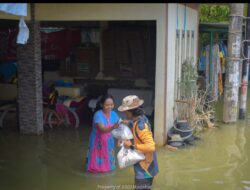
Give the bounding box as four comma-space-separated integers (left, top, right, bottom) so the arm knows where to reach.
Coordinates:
43, 83, 70, 126
118, 95, 159, 190
86, 94, 120, 173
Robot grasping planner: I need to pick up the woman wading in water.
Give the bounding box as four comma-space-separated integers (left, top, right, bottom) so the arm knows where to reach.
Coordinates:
86, 94, 120, 173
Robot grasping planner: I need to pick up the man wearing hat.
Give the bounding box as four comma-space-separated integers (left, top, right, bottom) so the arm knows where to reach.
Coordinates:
118, 95, 159, 190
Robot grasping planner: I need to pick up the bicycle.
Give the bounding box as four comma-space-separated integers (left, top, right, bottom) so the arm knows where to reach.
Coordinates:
43, 102, 79, 129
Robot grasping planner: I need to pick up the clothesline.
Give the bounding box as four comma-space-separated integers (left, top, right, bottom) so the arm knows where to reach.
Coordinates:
198, 42, 228, 100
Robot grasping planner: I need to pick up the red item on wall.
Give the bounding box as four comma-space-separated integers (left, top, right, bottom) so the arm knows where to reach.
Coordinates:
0, 29, 81, 61
41, 29, 81, 60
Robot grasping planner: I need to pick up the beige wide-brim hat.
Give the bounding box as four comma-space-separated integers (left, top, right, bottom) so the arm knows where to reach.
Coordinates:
118, 95, 144, 112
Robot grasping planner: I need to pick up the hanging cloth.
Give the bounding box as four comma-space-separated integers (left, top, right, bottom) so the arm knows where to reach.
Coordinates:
198, 48, 206, 72
0, 4, 29, 45
176, 4, 178, 29
205, 45, 210, 88
184, 5, 186, 32
16, 17, 29, 44
217, 43, 223, 96
219, 41, 227, 74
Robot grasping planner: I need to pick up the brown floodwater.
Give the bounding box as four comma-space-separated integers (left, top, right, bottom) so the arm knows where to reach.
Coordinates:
0, 101, 250, 190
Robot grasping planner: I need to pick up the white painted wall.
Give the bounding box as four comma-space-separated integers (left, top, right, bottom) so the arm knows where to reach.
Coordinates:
166, 4, 198, 136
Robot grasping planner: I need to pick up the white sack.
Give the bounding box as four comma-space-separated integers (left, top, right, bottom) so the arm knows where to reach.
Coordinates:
117, 145, 145, 169
111, 123, 133, 140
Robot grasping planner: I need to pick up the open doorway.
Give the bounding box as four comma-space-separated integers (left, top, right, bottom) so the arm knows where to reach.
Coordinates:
40, 20, 157, 133
0, 20, 157, 134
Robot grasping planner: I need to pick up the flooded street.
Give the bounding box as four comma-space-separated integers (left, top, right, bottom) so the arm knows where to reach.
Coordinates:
1, 2, 248, 190
1, 104, 250, 190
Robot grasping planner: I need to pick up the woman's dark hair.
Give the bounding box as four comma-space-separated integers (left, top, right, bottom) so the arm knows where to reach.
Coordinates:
94, 94, 114, 112
100, 94, 114, 105
128, 106, 145, 117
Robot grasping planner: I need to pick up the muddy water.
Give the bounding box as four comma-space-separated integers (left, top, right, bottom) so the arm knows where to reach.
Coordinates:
1, 105, 250, 190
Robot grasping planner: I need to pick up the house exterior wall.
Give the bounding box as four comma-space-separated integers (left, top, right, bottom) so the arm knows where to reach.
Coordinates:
166, 4, 199, 137
35, 3, 163, 21
0, 3, 199, 145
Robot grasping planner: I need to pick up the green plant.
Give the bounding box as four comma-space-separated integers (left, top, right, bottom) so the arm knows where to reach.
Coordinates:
177, 59, 198, 100
199, 4, 230, 23
175, 59, 216, 130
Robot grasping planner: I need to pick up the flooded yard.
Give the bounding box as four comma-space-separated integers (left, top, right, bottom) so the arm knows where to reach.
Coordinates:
1, 109, 250, 190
